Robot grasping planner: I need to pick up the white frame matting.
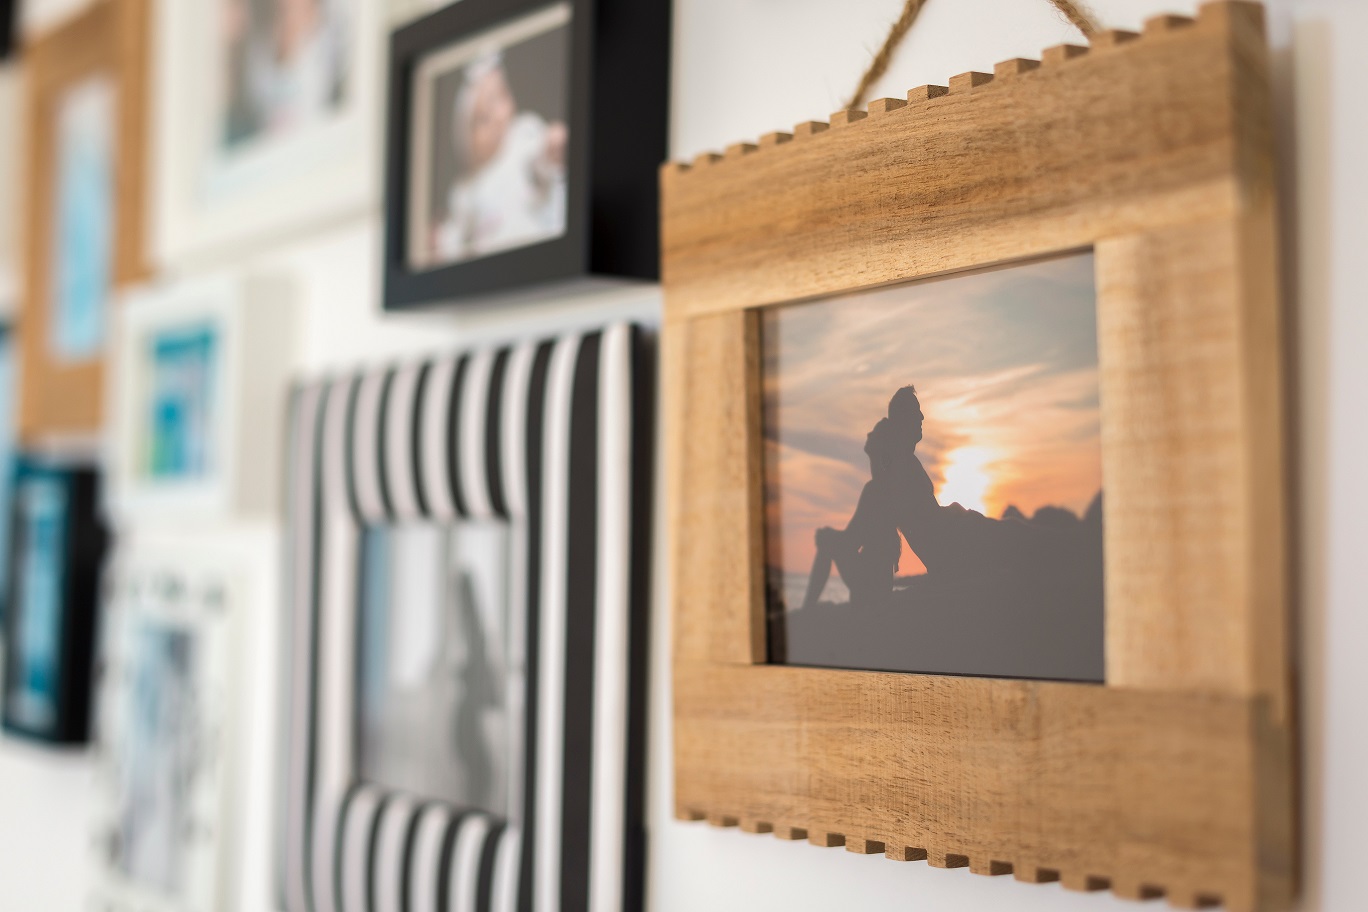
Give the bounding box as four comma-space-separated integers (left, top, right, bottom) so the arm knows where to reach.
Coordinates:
150, 0, 383, 267
108, 270, 297, 521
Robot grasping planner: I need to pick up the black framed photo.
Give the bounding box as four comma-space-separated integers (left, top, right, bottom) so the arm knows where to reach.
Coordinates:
279, 323, 654, 912
383, 0, 670, 309
0, 1, 16, 61
2, 459, 108, 743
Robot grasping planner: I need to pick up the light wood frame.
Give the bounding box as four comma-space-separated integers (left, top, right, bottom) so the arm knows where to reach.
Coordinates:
19, 0, 149, 444
662, 3, 1294, 910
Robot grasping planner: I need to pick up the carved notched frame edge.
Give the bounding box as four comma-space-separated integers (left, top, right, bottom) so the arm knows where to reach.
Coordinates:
662, 4, 1294, 910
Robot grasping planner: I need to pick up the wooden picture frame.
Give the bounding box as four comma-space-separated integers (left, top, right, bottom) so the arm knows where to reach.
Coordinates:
280, 323, 654, 912
18, 0, 149, 444
107, 270, 298, 522
1, 459, 109, 744
383, 0, 670, 310
663, 3, 1294, 910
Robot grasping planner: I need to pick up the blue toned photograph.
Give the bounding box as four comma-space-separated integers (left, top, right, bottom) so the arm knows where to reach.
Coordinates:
4, 474, 69, 731
48, 76, 116, 365
0, 330, 18, 620
112, 618, 199, 894
145, 323, 219, 479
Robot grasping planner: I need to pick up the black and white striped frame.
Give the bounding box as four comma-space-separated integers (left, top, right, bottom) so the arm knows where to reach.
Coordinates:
281, 323, 653, 912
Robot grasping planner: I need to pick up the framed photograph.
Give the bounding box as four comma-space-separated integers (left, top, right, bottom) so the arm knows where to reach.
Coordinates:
1, 459, 108, 743
151, 0, 382, 267
18, 0, 149, 443
90, 550, 239, 912
664, 4, 1295, 910
279, 323, 654, 912
383, 0, 670, 309
108, 271, 297, 521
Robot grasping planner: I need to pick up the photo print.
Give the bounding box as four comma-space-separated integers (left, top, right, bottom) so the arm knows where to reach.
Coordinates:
406, 3, 572, 270
762, 252, 1105, 681
4, 475, 70, 731
216, 0, 354, 153
357, 519, 520, 818
143, 322, 220, 480
108, 610, 201, 894
49, 76, 116, 365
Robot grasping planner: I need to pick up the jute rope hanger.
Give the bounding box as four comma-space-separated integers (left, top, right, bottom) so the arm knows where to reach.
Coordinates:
846, 0, 1103, 111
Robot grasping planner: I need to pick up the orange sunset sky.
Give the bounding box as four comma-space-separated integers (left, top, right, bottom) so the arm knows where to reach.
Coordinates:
762, 251, 1102, 581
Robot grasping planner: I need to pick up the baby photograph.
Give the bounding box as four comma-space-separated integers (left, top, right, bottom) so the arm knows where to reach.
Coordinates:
216, 0, 353, 153
408, 3, 572, 270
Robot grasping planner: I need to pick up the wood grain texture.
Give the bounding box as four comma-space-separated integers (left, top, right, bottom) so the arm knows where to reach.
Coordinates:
674, 668, 1289, 911
661, 2, 1269, 322
663, 309, 765, 666
18, 0, 151, 443
663, 1, 1293, 909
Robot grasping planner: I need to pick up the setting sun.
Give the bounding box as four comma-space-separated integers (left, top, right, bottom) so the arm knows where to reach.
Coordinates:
937, 446, 995, 515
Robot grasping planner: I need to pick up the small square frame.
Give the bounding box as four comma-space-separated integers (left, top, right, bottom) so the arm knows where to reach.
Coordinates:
107, 271, 297, 522
382, 0, 671, 309
663, 4, 1294, 910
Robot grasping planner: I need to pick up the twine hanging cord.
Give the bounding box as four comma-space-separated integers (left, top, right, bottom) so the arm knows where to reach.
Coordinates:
845, 0, 1102, 111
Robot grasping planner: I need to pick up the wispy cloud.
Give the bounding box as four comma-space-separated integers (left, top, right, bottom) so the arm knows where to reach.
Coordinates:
762, 252, 1102, 578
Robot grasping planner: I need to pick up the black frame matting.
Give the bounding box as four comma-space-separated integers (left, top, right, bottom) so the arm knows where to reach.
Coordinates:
383, 0, 671, 310
280, 323, 654, 912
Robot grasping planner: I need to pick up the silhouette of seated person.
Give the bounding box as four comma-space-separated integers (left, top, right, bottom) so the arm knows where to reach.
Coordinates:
885, 384, 1061, 581
797, 384, 1101, 613
799, 417, 903, 610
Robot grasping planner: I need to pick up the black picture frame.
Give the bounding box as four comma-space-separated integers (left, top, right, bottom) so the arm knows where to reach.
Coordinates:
0, 1, 17, 61
1, 459, 108, 744
383, 0, 670, 310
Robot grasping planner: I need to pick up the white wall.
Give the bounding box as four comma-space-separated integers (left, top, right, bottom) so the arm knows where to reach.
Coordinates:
0, 0, 1364, 910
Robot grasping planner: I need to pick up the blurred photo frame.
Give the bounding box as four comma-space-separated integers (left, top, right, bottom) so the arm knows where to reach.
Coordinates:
151, 0, 382, 267
1, 459, 107, 744
383, 0, 670, 309
91, 548, 240, 912
18, 0, 150, 444
108, 271, 297, 522
279, 323, 654, 912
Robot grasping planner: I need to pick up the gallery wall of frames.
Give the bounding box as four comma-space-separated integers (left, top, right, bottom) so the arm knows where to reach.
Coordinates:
0, 1, 1364, 912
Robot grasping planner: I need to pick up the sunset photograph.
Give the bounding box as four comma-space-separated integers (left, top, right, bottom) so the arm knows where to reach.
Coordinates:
761, 251, 1106, 680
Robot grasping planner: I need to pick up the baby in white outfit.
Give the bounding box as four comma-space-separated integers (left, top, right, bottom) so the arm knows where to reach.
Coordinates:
433, 54, 568, 263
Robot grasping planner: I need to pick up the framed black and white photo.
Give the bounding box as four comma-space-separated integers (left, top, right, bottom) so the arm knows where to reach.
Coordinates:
383, 0, 670, 309
1, 459, 108, 744
280, 322, 653, 912
91, 549, 239, 912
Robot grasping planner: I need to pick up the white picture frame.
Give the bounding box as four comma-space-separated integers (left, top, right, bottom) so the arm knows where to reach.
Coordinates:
108, 270, 297, 521
149, 0, 383, 268
90, 546, 241, 912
